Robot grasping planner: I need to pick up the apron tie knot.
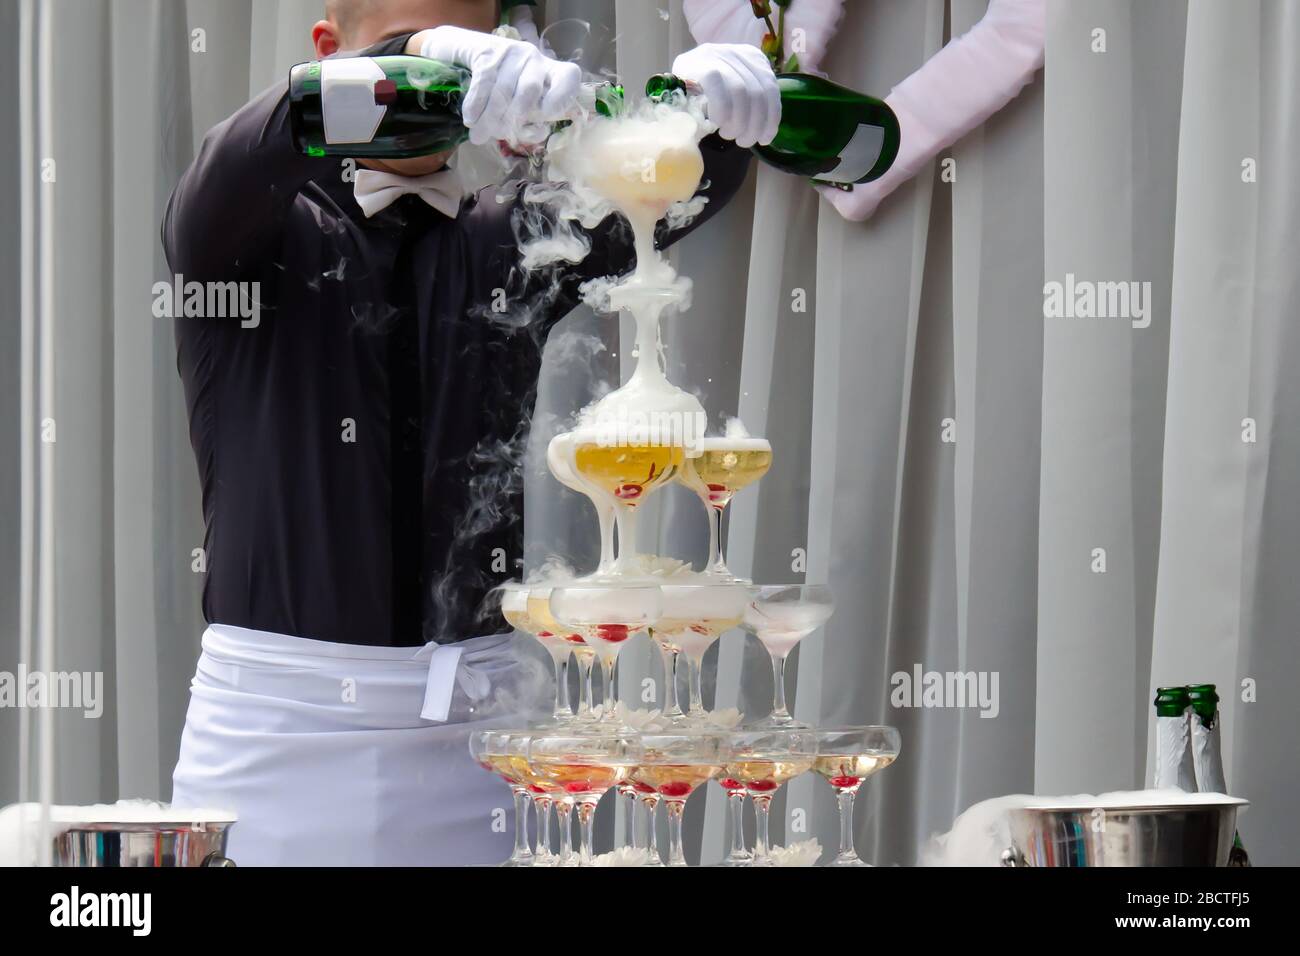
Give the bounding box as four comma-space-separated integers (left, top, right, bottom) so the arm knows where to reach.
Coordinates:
419, 634, 516, 723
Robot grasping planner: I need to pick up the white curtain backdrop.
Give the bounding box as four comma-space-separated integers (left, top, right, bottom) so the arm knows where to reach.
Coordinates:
2, 0, 1297, 866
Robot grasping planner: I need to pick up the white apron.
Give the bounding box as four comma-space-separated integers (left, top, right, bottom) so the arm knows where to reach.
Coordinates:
171, 623, 545, 866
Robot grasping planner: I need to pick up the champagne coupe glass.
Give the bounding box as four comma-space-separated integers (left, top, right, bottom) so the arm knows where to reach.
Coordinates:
742, 584, 834, 727
500, 730, 562, 865
629, 731, 730, 867
548, 432, 617, 575
528, 730, 642, 865
572, 436, 684, 575
648, 623, 685, 722
723, 727, 818, 866
811, 726, 901, 867
518, 740, 579, 866
524, 585, 598, 719
680, 436, 772, 580
584, 283, 697, 568
549, 584, 663, 718
468, 729, 534, 867
654, 582, 749, 723
497, 583, 576, 723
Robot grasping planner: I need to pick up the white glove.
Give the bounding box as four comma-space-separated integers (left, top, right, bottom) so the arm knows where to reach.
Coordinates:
496, 2, 552, 56
418, 26, 581, 145
682, 0, 846, 74
818, 0, 1045, 222
671, 43, 781, 148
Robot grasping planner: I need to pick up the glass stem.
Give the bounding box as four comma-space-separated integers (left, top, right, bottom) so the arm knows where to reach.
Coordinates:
535, 797, 552, 858
687, 653, 706, 716
575, 655, 594, 716
622, 789, 636, 849
643, 796, 660, 863
556, 801, 575, 863
597, 502, 615, 574
629, 792, 643, 851
770, 650, 790, 722
659, 642, 681, 716
706, 501, 728, 575
551, 652, 570, 720
837, 789, 858, 862
511, 788, 533, 862
614, 504, 638, 572
726, 790, 750, 861
577, 800, 598, 865
752, 794, 772, 861
666, 799, 688, 867
602, 654, 618, 712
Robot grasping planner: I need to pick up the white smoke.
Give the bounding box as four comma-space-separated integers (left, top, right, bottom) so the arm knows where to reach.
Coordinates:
526, 554, 577, 584
723, 416, 752, 439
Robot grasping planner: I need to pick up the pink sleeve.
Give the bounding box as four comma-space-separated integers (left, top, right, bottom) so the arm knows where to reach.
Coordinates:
822, 0, 1045, 222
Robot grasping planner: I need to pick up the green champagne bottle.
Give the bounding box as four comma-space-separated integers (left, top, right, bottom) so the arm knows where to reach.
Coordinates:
1186, 683, 1250, 866
289, 55, 624, 159
645, 71, 901, 186
289, 55, 469, 158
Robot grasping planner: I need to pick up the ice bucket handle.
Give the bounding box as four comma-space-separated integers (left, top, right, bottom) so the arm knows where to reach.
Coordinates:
1000, 846, 1027, 867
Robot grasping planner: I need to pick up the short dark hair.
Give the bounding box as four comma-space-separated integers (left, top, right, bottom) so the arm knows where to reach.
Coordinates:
326, 0, 501, 42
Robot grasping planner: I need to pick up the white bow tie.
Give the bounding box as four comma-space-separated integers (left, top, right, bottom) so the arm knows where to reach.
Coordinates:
353, 168, 464, 219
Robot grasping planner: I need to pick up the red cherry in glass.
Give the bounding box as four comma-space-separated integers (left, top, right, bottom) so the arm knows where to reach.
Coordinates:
596, 623, 630, 643
658, 781, 693, 798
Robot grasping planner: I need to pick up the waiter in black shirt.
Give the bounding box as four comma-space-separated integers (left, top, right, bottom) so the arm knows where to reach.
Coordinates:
164, 0, 779, 865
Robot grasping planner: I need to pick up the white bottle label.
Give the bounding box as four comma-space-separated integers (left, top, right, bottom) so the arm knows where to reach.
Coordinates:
320, 58, 388, 145
822, 122, 886, 184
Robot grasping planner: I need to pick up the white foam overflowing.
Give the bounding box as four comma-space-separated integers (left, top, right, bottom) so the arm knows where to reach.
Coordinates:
534, 84, 778, 580
546, 102, 712, 287
545, 92, 714, 457
699, 435, 770, 453
723, 417, 751, 440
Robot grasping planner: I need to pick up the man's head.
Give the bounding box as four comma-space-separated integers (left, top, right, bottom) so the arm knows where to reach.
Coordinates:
312, 0, 499, 177
313, 0, 497, 55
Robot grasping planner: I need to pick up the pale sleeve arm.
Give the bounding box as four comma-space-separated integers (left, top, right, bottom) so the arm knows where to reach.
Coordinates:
820, 0, 1045, 222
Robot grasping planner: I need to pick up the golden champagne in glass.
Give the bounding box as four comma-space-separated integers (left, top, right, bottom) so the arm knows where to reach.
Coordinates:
680, 437, 772, 579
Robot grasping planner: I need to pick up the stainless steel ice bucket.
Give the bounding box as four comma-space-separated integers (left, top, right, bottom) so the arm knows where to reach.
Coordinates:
51, 820, 236, 867
1002, 798, 1247, 867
